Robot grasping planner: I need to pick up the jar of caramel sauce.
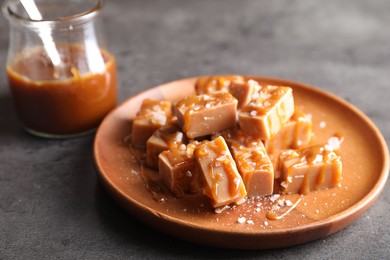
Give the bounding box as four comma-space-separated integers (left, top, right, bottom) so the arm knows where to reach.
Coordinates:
2, 0, 117, 138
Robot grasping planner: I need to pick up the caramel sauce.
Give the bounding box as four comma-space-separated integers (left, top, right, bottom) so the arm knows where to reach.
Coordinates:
196, 137, 246, 200
267, 196, 303, 220
221, 128, 271, 189
284, 143, 342, 195
231, 143, 268, 173
7, 45, 117, 135
222, 129, 270, 172
243, 86, 291, 116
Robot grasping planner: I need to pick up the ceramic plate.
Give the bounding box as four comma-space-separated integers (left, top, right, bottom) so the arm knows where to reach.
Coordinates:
93, 76, 389, 249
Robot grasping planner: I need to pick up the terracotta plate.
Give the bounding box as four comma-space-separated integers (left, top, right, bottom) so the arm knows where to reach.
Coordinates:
93, 76, 389, 249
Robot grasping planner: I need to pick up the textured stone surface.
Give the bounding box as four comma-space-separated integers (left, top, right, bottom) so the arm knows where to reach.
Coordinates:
0, 0, 389, 258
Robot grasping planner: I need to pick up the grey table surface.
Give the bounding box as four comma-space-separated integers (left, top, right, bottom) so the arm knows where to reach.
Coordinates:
1, 0, 389, 259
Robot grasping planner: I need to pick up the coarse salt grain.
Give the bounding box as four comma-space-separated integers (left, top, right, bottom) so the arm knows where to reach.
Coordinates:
277, 199, 285, 206
237, 217, 246, 224
252, 92, 260, 99
246, 220, 254, 225
285, 200, 293, 206
326, 136, 342, 151
270, 194, 280, 202
250, 110, 257, 116
319, 121, 327, 128
174, 132, 183, 142
150, 112, 167, 125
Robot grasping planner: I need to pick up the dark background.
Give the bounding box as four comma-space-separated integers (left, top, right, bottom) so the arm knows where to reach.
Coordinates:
1, 0, 389, 259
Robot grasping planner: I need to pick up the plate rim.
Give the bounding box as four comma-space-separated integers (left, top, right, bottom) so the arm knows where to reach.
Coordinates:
93, 75, 390, 248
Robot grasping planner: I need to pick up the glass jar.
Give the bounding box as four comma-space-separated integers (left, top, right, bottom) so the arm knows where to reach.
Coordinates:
2, 0, 117, 138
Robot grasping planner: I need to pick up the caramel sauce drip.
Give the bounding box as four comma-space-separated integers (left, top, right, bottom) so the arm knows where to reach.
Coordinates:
196, 137, 245, 200
221, 128, 272, 188
266, 107, 312, 153
162, 141, 202, 167
285, 141, 342, 195
207, 138, 243, 197
231, 143, 268, 173
267, 196, 303, 220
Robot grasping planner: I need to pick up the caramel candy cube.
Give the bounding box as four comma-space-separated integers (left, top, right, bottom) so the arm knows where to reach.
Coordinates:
195, 75, 244, 94
221, 128, 274, 196
174, 92, 238, 139
229, 79, 260, 109
238, 86, 294, 140
131, 99, 173, 148
194, 136, 247, 208
280, 145, 342, 195
146, 125, 187, 169
264, 107, 312, 153
158, 144, 201, 198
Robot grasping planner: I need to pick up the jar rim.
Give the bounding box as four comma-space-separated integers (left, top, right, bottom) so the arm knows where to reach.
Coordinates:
2, 0, 104, 27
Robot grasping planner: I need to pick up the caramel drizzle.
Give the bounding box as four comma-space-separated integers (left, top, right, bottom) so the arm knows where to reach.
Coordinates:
285, 141, 342, 194
208, 138, 243, 197
231, 143, 270, 188
267, 195, 303, 220
197, 138, 244, 201
242, 86, 290, 116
